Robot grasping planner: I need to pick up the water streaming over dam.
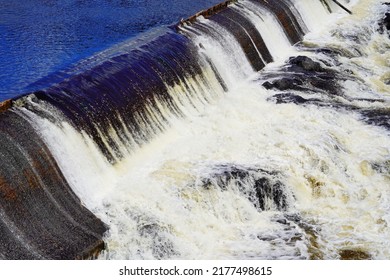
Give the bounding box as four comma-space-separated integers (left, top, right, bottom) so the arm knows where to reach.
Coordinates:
1, 0, 390, 259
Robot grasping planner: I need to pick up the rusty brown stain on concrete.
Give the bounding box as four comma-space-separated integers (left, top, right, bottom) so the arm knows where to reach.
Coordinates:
0, 99, 12, 114
178, 0, 238, 26
76, 240, 106, 260
0, 176, 18, 201
23, 169, 41, 189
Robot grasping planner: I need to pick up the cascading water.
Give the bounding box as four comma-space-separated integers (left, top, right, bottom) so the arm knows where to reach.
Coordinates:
1, 0, 389, 259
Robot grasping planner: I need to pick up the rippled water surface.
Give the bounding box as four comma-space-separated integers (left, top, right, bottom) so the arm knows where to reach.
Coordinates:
0, 0, 222, 99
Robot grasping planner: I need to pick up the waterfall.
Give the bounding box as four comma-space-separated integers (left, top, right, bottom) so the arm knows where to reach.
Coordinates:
1, 0, 389, 259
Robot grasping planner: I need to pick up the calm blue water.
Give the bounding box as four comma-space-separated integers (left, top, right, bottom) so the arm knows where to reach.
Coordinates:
0, 0, 222, 101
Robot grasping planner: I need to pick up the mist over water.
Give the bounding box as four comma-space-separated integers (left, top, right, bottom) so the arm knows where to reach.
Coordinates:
2, 0, 390, 259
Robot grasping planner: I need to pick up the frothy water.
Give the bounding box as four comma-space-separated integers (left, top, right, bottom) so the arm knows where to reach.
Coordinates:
4, 0, 390, 259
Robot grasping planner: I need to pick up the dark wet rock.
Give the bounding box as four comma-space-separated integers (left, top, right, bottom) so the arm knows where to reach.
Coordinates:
288, 56, 324, 72
262, 77, 304, 91
258, 50, 389, 121
260, 53, 390, 133
260, 36, 390, 135
372, 160, 390, 175
383, 12, 390, 31
379, 14, 390, 34
261, 54, 341, 97
268, 93, 310, 104
255, 177, 286, 211
308, 77, 338, 94
361, 108, 390, 130
269, 91, 390, 132
378, 3, 390, 34
200, 164, 289, 212
276, 218, 288, 225
262, 73, 339, 97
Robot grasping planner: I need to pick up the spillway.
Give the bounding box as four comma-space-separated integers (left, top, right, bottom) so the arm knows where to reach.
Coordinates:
1, 0, 390, 259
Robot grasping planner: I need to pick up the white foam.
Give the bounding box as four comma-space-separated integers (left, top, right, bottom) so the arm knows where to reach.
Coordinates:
233, 0, 293, 61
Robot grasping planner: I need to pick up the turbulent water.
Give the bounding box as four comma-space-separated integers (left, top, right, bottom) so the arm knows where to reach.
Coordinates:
3, 0, 390, 259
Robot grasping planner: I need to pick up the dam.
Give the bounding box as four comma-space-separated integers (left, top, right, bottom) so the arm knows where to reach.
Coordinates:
1, 0, 390, 259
